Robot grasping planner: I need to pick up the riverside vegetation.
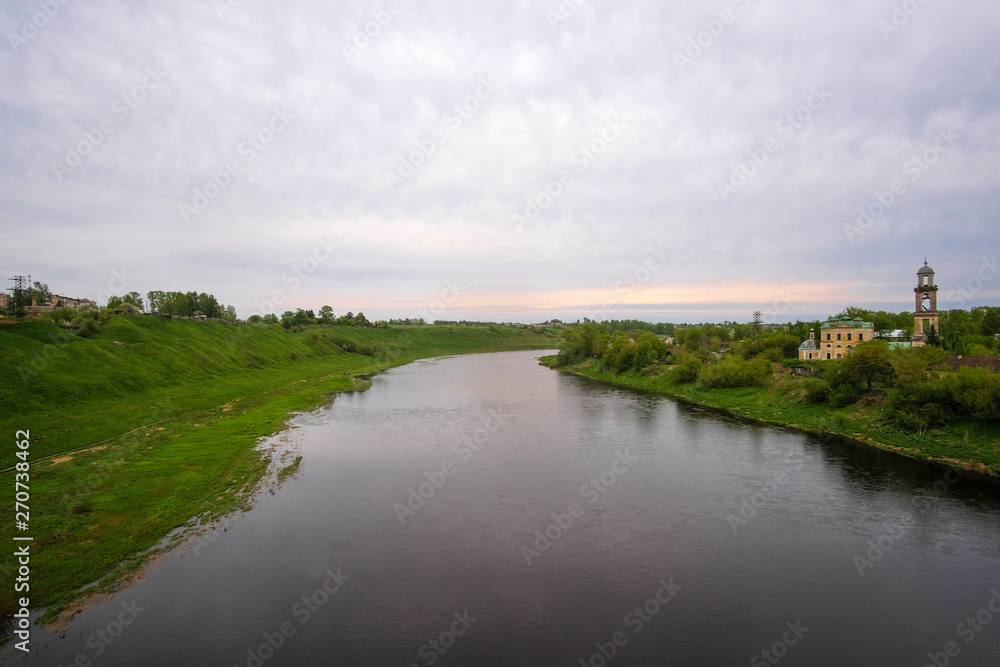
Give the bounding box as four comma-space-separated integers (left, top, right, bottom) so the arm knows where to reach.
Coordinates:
0, 315, 559, 622
546, 318, 1000, 477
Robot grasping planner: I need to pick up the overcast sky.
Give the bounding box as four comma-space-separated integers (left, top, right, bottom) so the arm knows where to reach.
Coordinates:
2, 0, 998, 323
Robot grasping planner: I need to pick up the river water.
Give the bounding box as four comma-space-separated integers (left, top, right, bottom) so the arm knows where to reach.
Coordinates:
9, 350, 1000, 666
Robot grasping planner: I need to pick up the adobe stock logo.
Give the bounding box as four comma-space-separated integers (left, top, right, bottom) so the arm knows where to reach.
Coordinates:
7, 0, 72, 54
179, 107, 294, 223
384, 75, 501, 192
511, 117, 627, 232
843, 126, 959, 244
51, 66, 167, 181
715, 86, 832, 202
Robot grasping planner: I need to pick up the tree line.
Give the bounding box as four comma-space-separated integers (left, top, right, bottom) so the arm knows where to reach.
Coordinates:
556, 308, 1000, 433
246, 307, 381, 330
145, 291, 237, 321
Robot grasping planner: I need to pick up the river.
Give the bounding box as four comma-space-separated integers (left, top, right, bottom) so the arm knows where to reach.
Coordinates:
9, 350, 1000, 666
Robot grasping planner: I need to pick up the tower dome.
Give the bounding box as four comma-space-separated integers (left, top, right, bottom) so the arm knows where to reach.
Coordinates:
917, 258, 934, 275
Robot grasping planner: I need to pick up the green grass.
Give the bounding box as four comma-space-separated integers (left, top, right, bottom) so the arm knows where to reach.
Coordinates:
0, 317, 559, 621
545, 356, 1000, 477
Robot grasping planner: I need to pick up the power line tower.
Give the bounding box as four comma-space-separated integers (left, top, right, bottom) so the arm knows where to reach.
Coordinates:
752, 310, 762, 342
8, 275, 29, 317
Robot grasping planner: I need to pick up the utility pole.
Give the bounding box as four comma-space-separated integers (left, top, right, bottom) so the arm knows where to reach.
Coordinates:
7, 275, 29, 317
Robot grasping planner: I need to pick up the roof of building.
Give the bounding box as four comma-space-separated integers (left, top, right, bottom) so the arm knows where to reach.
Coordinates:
820, 316, 874, 328
798, 339, 818, 350
887, 342, 912, 350
918, 258, 934, 275
945, 356, 1000, 371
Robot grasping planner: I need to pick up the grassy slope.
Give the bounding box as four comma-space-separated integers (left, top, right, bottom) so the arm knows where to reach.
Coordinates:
0, 317, 558, 620
544, 357, 1000, 476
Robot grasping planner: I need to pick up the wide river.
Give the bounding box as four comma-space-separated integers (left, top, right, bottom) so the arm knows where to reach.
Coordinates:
11, 350, 1000, 666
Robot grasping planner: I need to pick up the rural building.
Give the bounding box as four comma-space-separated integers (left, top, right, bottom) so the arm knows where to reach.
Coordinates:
800, 317, 875, 360
52, 294, 97, 308
798, 330, 819, 360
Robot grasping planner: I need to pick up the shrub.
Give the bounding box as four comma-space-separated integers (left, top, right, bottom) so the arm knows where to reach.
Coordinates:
802, 378, 830, 404
673, 356, 702, 383
829, 383, 859, 407
758, 347, 784, 362
885, 376, 956, 432
950, 367, 1000, 421
47, 306, 78, 326
698, 356, 772, 388
76, 319, 98, 338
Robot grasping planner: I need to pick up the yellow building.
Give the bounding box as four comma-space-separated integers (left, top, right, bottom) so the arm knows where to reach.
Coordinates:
799, 316, 874, 360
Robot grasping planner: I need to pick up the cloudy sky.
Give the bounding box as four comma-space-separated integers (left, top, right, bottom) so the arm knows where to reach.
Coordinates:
2, 0, 998, 323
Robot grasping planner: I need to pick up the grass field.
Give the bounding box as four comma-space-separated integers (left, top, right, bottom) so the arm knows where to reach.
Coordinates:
544, 356, 1000, 478
0, 317, 559, 621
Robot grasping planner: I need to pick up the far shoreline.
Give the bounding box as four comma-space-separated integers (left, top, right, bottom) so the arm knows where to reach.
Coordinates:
540, 355, 1000, 482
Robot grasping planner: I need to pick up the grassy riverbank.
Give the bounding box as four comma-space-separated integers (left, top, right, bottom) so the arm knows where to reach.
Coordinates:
0, 317, 558, 622
543, 356, 1000, 477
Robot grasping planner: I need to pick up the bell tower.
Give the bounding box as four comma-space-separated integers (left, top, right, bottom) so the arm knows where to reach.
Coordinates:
912, 258, 939, 346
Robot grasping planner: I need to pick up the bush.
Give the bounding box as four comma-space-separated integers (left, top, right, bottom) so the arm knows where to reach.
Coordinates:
748, 332, 801, 360
950, 367, 1000, 421
802, 378, 831, 404
698, 356, 772, 388
758, 347, 784, 362
885, 376, 955, 432
328, 336, 399, 360
76, 319, 99, 338
884, 366, 1000, 432
47, 306, 78, 326
673, 356, 703, 383
829, 383, 860, 407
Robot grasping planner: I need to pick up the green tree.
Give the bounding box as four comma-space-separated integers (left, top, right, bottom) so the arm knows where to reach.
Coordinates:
108, 292, 144, 311
146, 290, 164, 313
840, 341, 895, 390
603, 332, 634, 372
891, 347, 929, 388
924, 325, 941, 347
30, 281, 51, 306
632, 331, 667, 370
981, 307, 1000, 336
318, 305, 334, 325
681, 326, 704, 352
559, 322, 610, 363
